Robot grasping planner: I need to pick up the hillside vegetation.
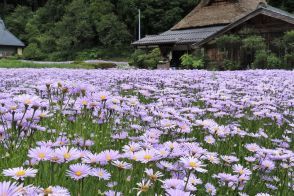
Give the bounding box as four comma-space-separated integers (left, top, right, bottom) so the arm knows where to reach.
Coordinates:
0, 0, 293, 61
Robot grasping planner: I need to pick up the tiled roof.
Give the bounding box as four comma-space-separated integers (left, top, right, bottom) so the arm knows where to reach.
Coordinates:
132, 26, 226, 46
0, 19, 25, 47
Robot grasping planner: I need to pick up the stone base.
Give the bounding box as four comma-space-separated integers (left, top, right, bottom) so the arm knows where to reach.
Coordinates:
157, 62, 170, 70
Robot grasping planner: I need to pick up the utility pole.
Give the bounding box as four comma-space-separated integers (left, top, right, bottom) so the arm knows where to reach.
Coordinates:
138, 9, 141, 40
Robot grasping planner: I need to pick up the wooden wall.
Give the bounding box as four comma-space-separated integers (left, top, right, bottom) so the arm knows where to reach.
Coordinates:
0, 46, 17, 57
204, 14, 294, 65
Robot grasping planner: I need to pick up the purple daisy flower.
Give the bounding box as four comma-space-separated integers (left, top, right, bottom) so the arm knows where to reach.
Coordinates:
112, 160, 132, 170
3, 167, 38, 181
260, 159, 276, 171
205, 183, 216, 195
66, 163, 91, 180
232, 164, 252, 176
97, 150, 120, 165
166, 189, 191, 196
180, 156, 207, 173
91, 168, 111, 180
42, 186, 70, 196
104, 190, 122, 196
0, 181, 23, 196
28, 146, 53, 161
54, 146, 80, 163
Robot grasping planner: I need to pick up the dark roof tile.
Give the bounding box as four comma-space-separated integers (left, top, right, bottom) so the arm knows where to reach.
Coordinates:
132, 26, 226, 46
0, 19, 25, 47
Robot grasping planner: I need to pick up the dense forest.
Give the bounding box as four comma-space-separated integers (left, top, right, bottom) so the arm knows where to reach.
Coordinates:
0, 0, 294, 60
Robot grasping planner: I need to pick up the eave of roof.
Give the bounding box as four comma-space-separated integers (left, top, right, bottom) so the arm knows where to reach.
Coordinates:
0, 29, 25, 47
193, 5, 294, 48
132, 25, 226, 46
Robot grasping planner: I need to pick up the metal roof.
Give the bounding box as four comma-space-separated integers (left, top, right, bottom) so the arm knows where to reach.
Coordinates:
132, 25, 226, 46
263, 5, 294, 19
0, 19, 25, 47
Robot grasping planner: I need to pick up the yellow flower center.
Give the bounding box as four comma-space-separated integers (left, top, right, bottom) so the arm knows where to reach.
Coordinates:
75, 171, 82, 176
129, 147, 135, 152
150, 175, 158, 181
100, 95, 107, 100
130, 101, 137, 106
181, 125, 187, 129
140, 185, 149, 192
106, 155, 112, 161
24, 99, 32, 105
64, 153, 71, 160
144, 155, 152, 160
16, 170, 26, 177
189, 161, 198, 168
38, 153, 46, 159
51, 156, 59, 161
82, 101, 88, 105
98, 172, 103, 177
39, 113, 46, 117
10, 105, 17, 110
44, 187, 53, 195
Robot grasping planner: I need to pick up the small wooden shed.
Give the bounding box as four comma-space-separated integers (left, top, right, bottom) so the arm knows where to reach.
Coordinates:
0, 19, 25, 57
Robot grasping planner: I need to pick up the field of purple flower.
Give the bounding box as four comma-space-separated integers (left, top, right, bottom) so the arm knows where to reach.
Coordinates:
0, 69, 293, 196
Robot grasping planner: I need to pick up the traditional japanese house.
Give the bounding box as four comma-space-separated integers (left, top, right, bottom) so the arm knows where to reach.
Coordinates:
0, 18, 25, 57
132, 0, 294, 68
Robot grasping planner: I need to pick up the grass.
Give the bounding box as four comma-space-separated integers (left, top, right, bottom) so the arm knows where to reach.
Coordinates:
0, 59, 96, 69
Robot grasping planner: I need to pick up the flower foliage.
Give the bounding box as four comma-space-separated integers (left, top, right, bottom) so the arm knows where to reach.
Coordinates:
0, 69, 293, 195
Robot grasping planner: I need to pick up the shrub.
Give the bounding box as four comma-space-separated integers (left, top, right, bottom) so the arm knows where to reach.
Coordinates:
223, 59, 241, 70
89, 47, 132, 61
252, 50, 268, 69
116, 64, 134, 70
284, 53, 294, 69
180, 54, 204, 69
129, 48, 162, 69
75, 50, 98, 60
242, 35, 266, 51
238, 27, 258, 35
283, 30, 294, 53
216, 35, 241, 52
253, 51, 282, 69
216, 35, 241, 66
23, 43, 45, 60
267, 53, 282, 69
93, 62, 117, 69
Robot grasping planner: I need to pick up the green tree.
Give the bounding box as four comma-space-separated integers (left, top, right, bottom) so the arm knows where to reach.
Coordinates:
180, 53, 204, 69
5, 6, 33, 42
129, 48, 162, 69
